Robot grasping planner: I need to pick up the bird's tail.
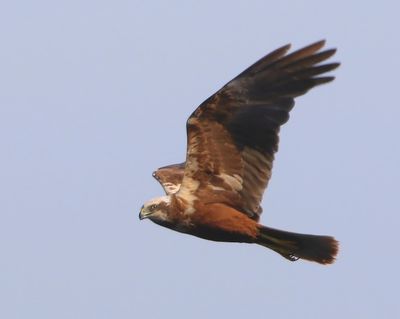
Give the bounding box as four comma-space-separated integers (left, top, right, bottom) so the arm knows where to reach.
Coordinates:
256, 225, 338, 264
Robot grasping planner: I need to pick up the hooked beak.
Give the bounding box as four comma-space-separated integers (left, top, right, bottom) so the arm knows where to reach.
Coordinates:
139, 205, 149, 220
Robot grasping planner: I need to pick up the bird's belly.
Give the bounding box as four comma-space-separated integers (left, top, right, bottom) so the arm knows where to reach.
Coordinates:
187, 224, 256, 243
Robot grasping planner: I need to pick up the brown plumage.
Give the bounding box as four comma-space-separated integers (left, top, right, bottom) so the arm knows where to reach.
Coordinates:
140, 40, 339, 264
152, 163, 185, 195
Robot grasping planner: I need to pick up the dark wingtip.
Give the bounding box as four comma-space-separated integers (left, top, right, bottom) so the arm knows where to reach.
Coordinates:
305, 39, 326, 51
152, 171, 161, 181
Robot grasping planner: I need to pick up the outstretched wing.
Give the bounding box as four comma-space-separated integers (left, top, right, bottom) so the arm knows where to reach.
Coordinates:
176, 40, 339, 221
152, 162, 185, 195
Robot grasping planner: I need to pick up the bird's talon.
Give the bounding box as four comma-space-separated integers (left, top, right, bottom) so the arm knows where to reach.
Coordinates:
288, 254, 300, 261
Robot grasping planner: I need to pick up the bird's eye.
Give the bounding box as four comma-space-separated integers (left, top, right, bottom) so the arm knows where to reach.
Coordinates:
150, 204, 157, 210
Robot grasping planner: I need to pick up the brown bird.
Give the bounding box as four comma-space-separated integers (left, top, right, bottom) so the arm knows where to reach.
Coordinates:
139, 40, 339, 264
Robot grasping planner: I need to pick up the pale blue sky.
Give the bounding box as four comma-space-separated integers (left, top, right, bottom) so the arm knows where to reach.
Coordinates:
1, 1, 399, 318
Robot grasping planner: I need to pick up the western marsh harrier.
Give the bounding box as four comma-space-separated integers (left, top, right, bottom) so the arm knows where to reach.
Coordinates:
139, 40, 339, 264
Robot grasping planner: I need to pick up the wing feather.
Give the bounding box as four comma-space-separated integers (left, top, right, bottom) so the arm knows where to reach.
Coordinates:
176, 40, 339, 220
153, 163, 185, 195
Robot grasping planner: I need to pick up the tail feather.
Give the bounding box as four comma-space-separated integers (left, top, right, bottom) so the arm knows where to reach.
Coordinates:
257, 225, 339, 264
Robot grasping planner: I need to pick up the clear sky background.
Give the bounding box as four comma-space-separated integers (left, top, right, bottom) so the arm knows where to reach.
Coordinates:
1, 1, 399, 318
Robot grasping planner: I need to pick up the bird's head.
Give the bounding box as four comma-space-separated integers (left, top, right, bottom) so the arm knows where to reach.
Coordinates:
139, 196, 171, 225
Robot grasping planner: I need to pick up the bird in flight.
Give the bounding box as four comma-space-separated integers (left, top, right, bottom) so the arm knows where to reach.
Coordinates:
139, 40, 339, 264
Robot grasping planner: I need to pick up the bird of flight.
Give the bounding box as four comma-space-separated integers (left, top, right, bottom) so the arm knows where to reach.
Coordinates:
139, 40, 339, 264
